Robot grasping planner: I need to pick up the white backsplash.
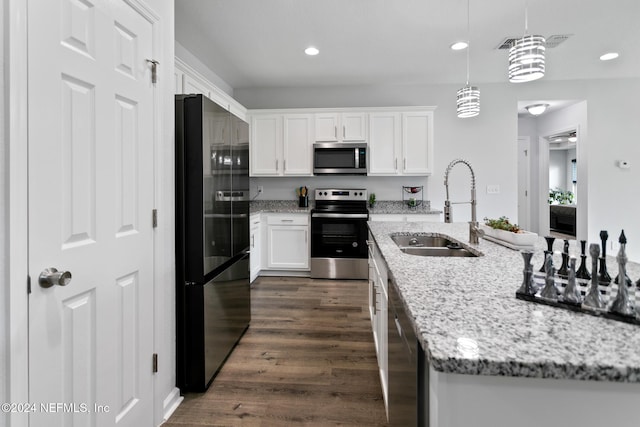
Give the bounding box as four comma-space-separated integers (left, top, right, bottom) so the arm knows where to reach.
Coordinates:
250, 175, 430, 201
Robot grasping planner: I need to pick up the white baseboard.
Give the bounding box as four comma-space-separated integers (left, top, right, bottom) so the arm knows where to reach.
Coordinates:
160, 387, 183, 425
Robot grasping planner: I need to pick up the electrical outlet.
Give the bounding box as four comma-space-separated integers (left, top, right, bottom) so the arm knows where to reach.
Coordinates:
257, 186, 264, 194
486, 185, 500, 194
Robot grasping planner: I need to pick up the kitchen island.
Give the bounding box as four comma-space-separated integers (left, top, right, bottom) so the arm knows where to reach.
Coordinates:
368, 221, 640, 427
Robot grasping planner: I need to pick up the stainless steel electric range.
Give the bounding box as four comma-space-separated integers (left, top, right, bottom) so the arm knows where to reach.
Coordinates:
310, 188, 369, 279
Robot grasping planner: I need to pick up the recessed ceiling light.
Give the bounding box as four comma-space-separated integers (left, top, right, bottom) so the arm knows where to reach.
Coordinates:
599, 52, 619, 61
304, 47, 319, 56
450, 41, 468, 51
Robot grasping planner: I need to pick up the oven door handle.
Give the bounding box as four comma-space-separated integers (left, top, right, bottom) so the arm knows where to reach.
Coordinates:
311, 213, 369, 219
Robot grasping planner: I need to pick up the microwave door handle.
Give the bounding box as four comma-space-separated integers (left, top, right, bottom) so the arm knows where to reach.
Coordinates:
354, 148, 359, 169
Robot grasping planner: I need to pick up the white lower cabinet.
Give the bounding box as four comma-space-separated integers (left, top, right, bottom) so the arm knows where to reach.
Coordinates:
265, 213, 310, 270
250, 213, 261, 282
368, 233, 389, 413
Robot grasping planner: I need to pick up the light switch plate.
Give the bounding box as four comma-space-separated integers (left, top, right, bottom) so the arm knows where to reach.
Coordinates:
486, 185, 500, 194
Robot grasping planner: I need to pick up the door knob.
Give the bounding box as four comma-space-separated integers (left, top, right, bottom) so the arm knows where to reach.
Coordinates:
39, 267, 72, 288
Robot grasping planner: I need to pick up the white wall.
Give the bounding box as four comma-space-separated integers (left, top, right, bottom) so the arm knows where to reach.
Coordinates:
237, 78, 640, 261
1, 1, 8, 423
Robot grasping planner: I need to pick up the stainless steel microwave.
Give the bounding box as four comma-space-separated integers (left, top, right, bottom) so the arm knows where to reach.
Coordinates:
313, 142, 367, 175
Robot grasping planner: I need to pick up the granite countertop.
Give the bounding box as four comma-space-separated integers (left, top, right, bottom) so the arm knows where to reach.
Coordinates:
368, 221, 640, 383
250, 200, 312, 214
368, 200, 442, 215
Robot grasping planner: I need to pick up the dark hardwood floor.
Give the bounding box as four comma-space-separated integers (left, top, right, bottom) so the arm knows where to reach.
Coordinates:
165, 276, 388, 427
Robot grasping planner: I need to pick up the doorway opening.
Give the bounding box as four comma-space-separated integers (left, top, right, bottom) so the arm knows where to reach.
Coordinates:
517, 100, 588, 240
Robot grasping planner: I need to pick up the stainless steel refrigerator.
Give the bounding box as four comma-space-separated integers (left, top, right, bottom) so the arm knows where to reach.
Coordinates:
175, 94, 251, 392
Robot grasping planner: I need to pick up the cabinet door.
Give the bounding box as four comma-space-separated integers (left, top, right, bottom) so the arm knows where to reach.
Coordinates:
368, 112, 401, 175
250, 215, 261, 283
251, 115, 281, 176
342, 112, 367, 141
267, 225, 309, 269
283, 114, 313, 176
402, 111, 433, 175
232, 115, 250, 145
315, 113, 339, 142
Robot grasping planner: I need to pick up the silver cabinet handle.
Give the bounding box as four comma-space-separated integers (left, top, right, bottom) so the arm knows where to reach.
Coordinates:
334, 125, 337, 139
281, 219, 294, 222
39, 267, 72, 288
275, 159, 279, 172
372, 281, 377, 315
284, 159, 287, 172
343, 125, 346, 138
404, 158, 407, 170
395, 158, 398, 171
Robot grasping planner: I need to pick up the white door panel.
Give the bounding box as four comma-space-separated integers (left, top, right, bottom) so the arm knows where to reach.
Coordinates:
28, 1, 155, 426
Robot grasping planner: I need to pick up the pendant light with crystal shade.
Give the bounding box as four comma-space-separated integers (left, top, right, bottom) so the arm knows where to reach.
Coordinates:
509, 0, 546, 83
457, 0, 479, 118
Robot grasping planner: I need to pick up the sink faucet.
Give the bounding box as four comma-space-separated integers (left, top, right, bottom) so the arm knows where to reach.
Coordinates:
444, 159, 482, 244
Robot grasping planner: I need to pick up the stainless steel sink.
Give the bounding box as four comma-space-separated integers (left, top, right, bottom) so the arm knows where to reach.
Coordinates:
399, 247, 478, 257
391, 234, 480, 257
391, 235, 453, 248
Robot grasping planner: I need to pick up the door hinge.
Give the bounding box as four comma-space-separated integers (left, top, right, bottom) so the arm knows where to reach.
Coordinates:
152, 209, 158, 228
27, 275, 32, 294
146, 59, 159, 84
152, 353, 158, 373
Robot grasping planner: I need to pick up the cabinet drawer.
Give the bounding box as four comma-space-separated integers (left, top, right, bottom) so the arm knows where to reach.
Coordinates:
266, 214, 309, 226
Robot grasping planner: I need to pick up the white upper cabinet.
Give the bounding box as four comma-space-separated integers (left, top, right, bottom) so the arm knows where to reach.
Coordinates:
251, 115, 281, 175
368, 110, 433, 176
250, 113, 313, 176
402, 111, 433, 175
248, 107, 435, 177
368, 112, 401, 175
315, 112, 367, 142
283, 114, 313, 175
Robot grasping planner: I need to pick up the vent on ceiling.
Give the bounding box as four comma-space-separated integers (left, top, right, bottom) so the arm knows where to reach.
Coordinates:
496, 38, 517, 50
546, 34, 573, 48
496, 34, 572, 50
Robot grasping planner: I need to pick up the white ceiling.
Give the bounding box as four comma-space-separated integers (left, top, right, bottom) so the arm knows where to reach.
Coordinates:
175, 0, 640, 90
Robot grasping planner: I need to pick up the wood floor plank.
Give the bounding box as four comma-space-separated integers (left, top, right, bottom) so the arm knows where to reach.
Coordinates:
165, 276, 388, 427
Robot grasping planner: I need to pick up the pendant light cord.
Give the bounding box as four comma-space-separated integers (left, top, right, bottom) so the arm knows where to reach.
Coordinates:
465, 0, 470, 85
524, 0, 529, 35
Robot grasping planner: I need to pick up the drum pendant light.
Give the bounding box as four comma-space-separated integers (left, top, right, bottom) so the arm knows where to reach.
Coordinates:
457, 0, 479, 118
509, 0, 546, 83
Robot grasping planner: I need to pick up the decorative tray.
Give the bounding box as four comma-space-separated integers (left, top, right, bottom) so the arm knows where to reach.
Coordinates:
516, 274, 640, 326
479, 224, 537, 250
516, 292, 640, 326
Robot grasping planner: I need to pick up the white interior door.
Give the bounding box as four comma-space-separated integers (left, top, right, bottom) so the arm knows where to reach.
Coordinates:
27, 1, 156, 426
517, 136, 531, 231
